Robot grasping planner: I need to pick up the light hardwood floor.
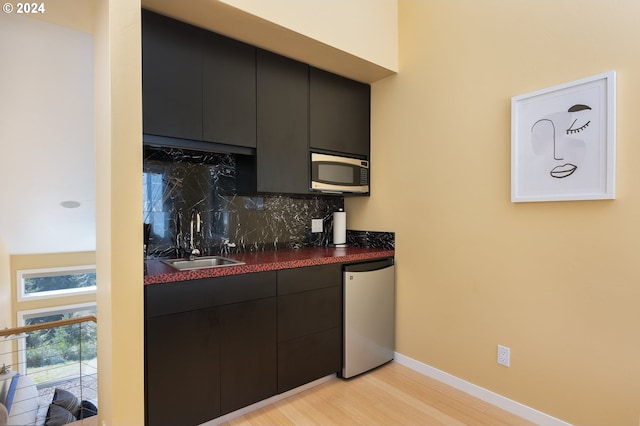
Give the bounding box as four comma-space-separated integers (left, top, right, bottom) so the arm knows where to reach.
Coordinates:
222, 362, 536, 426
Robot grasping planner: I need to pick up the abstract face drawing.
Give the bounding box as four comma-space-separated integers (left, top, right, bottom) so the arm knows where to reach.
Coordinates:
530, 104, 592, 179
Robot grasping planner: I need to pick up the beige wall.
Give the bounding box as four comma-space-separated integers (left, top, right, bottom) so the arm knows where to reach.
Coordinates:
0, 240, 9, 329
28, 0, 96, 33
0, 239, 10, 369
347, 1, 640, 424
219, 0, 398, 72
10, 252, 97, 314
94, 0, 144, 424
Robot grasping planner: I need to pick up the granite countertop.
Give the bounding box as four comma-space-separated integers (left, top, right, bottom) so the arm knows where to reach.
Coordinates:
144, 246, 395, 285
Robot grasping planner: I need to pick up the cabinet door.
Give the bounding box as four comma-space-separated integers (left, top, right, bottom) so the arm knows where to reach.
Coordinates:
256, 49, 310, 194
202, 32, 256, 148
219, 297, 277, 414
145, 308, 220, 426
309, 67, 370, 157
142, 10, 203, 141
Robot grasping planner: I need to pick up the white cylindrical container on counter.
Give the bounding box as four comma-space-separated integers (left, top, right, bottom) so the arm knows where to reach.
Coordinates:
333, 209, 347, 247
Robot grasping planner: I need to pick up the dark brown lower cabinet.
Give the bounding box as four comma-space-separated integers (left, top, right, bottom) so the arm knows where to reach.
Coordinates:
145, 272, 277, 426
277, 264, 343, 393
145, 265, 344, 424
146, 308, 221, 426
219, 297, 277, 414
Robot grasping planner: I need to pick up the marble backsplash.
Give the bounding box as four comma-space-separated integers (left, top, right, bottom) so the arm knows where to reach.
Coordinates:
143, 146, 393, 258
346, 230, 395, 249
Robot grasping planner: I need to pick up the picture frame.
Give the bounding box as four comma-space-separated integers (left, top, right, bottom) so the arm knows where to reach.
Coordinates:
511, 71, 616, 203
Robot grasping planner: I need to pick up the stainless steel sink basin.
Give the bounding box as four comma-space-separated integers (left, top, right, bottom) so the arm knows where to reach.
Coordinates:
162, 256, 245, 271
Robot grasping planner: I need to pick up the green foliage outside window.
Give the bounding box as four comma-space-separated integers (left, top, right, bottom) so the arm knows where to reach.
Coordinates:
25, 310, 97, 371
23, 272, 96, 295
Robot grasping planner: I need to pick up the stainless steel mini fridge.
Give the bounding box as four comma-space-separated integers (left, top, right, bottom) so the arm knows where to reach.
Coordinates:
342, 258, 395, 379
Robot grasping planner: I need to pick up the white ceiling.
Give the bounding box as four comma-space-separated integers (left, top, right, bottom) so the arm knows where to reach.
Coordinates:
0, 14, 96, 255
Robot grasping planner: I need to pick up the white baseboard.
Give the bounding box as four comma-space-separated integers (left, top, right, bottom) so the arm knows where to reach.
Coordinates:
394, 352, 572, 426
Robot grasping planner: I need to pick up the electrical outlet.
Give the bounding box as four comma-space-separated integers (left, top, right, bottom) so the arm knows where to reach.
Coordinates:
311, 218, 323, 233
497, 345, 510, 367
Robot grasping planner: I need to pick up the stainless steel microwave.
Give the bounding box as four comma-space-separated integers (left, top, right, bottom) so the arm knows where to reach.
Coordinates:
310, 152, 369, 194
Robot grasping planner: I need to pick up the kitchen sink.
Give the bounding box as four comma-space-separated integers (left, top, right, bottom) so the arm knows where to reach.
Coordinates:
161, 256, 245, 271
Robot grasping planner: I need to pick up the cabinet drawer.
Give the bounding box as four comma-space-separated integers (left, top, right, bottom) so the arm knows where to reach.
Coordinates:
278, 286, 341, 342
145, 271, 276, 318
277, 263, 342, 295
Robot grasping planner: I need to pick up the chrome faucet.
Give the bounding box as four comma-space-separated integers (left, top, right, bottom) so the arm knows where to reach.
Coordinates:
174, 211, 183, 258
187, 209, 201, 260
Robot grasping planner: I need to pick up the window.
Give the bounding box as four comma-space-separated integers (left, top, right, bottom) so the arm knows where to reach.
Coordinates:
17, 303, 97, 385
143, 170, 169, 240
17, 265, 96, 301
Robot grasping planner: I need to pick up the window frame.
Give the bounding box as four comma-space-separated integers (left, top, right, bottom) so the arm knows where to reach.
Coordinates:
16, 265, 96, 302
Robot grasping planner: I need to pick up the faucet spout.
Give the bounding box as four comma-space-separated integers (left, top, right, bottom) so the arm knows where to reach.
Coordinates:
188, 210, 201, 259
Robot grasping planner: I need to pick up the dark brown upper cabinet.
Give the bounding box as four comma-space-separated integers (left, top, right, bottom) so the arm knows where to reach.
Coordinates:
142, 10, 256, 149
202, 30, 256, 148
142, 10, 203, 141
255, 49, 310, 194
309, 67, 371, 158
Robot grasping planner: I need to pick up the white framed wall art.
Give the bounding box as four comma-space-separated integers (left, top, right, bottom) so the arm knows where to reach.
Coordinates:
511, 71, 616, 202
